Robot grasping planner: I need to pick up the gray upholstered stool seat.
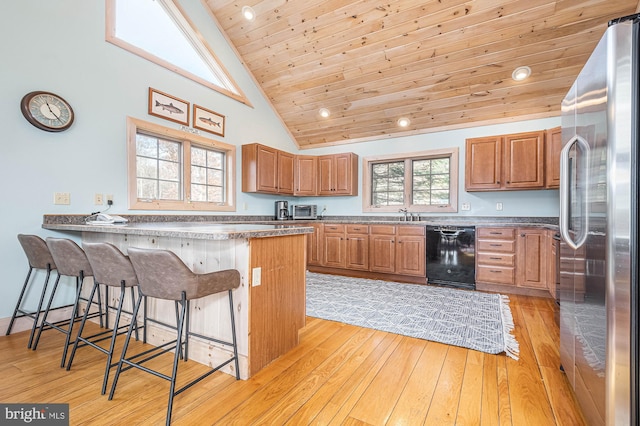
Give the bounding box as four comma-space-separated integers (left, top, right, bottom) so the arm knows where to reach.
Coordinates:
32, 238, 104, 368
66, 242, 147, 395
109, 247, 241, 426
7, 235, 58, 349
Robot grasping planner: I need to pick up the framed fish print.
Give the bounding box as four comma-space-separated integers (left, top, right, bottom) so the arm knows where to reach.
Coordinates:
148, 88, 189, 126
193, 104, 225, 137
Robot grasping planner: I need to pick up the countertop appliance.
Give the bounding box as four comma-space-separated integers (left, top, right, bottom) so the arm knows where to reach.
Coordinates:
425, 226, 475, 290
292, 204, 317, 220
559, 13, 638, 425
275, 200, 289, 220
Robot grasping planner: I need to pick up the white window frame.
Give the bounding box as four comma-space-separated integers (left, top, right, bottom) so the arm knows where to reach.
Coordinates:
127, 117, 236, 211
362, 148, 459, 213
105, 0, 251, 106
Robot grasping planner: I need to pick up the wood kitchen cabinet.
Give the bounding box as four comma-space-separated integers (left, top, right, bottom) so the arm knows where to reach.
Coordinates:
345, 225, 369, 270
369, 225, 425, 277
516, 228, 547, 289
322, 224, 347, 269
545, 126, 562, 188
395, 226, 426, 276
465, 136, 502, 191
369, 225, 397, 274
243, 143, 356, 196
306, 222, 323, 266
465, 131, 545, 191
318, 153, 358, 196
294, 155, 317, 196
476, 226, 552, 296
476, 227, 517, 286
242, 143, 293, 194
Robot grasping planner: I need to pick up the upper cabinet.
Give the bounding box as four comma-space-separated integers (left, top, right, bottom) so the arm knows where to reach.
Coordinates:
545, 126, 562, 189
242, 143, 357, 197
294, 155, 317, 196
318, 153, 358, 196
242, 143, 293, 194
465, 130, 548, 192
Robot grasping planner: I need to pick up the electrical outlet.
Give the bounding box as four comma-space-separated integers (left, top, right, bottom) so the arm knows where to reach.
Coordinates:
94, 193, 104, 205
54, 192, 70, 205
461, 202, 471, 211
496, 202, 503, 211
252, 267, 262, 287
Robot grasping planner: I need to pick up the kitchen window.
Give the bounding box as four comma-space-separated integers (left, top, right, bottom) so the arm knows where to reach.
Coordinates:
127, 117, 236, 211
363, 148, 458, 213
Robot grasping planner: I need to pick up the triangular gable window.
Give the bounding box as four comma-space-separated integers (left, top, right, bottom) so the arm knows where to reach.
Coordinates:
106, 0, 249, 105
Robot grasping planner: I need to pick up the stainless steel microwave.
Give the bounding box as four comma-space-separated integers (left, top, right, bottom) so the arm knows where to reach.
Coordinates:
292, 204, 317, 220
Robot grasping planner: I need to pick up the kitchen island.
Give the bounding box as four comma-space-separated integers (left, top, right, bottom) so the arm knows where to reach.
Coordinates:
42, 221, 313, 379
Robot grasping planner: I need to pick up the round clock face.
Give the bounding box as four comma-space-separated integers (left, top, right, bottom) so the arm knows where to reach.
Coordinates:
20, 91, 74, 132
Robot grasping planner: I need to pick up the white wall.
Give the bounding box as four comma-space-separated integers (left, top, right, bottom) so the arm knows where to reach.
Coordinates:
0, 0, 559, 321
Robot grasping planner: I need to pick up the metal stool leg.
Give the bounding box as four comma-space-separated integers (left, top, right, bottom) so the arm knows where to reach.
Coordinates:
228, 290, 240, 379
32, 274, 62, 350
65, 278, 100, 371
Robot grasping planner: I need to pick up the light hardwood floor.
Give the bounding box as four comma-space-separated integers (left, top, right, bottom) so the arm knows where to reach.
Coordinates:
0, 294, 585, 425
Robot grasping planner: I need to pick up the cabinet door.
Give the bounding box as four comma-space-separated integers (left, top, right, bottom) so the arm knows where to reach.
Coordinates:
545, 126, 562, 188
255, 144, 279, 193
346, 233, 369, 270
323, 226, 346, 268
334, 153, 357, 195
307, 223, 322, 266
465, 137, 502, 191
369, 234, 395, 273
503, 131, 545, 189
396, 235, 426, 276
516, 228, 547, 289
277, 151, 295, 194
294, 155, 317, 196
318, 155, 334, 195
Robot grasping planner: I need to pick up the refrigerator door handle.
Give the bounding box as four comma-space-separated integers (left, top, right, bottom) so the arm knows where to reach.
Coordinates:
559, 134, 589, 250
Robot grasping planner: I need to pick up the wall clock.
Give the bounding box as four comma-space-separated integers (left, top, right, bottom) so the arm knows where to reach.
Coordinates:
20, 91, 75, 132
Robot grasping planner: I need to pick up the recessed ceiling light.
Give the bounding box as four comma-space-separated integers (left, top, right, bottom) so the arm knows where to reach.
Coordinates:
242, 5, 256, 22
512, 66, 531, 81
397, 117, 411, 127
318, 108, 330, 118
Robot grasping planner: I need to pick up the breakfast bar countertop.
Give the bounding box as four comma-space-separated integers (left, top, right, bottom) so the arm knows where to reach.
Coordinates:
42, 221, 314, 241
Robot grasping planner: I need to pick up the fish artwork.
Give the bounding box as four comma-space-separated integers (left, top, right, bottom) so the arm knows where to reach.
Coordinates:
155, 100, 184, 115
198, 116, 221, 128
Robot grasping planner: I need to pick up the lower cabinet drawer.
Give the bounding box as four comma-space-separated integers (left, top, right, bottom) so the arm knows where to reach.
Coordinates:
477, 265, 515, 285
476, 252, 515, 267
477, 239, 515, 253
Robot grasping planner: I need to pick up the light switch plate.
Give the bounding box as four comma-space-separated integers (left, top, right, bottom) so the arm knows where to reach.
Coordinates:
252, 267, 262, 286
461, 202, 470, 211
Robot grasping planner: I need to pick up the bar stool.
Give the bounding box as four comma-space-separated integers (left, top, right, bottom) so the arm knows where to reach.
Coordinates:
7, 235, 57, 349
32, 238, 104, 368
109, 247, 240, 426
66, 242, 147, 395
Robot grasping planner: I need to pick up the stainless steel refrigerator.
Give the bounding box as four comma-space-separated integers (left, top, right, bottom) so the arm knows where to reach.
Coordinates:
559, 13, 639, 425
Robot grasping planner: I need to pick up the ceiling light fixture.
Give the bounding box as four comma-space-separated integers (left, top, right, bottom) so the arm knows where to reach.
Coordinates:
397, 117, 411, 128
318, 108, 330, 118
242, 5, 256, 22
512, 66, 531, 81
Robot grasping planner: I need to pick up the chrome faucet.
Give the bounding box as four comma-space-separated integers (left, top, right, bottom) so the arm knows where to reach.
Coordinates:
398, 208, 408, 221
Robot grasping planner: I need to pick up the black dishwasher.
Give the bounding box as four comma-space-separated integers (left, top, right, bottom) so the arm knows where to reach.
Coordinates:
425, 226, 476, 290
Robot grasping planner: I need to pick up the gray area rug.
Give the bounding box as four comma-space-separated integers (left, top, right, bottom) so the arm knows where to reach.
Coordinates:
306, 272, 519, 359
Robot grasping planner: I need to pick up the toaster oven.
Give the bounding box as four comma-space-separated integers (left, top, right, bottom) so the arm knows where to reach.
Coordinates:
292, 204, 318, 220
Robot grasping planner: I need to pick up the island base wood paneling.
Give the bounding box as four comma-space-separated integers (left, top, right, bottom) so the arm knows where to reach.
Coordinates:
249, 234, 306, 376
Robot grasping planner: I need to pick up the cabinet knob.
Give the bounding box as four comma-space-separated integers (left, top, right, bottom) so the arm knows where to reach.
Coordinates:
497, 181, 500, 184
521, 233, 525, 237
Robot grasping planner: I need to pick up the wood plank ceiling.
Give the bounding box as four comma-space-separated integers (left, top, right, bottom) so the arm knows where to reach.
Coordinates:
204, 0, 639, 149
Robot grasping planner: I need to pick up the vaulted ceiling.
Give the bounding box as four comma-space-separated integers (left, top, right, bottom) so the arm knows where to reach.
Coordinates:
203, 0, 639, 149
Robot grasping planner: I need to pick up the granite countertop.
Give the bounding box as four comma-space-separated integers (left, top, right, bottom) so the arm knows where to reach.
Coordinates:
43, 214, 559, 233
42, 222, 314, 240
